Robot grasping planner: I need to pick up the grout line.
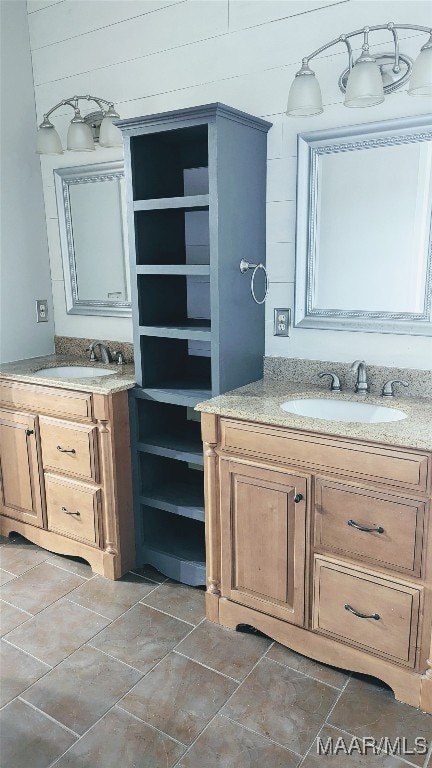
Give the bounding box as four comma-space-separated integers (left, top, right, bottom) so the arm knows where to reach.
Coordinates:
47, 560, 95, 580
0, 598, 34, 616
2, 638, 53, 668
262, 653, 346, 691
17, 697, 80, 738
64, 598, 115, 622
85, 644, 145, 676
171, 631, 273, 768
0, 567, 18, 578
220, 712, 303, 758
297, 675, 351, 767
129, 568, 168, 584
138, 600, 196, 627
172, 650, 240, 683
114, 704, 187, 747
27, 0, 66, 14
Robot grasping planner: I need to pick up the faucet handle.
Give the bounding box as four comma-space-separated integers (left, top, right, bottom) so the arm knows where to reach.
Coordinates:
381, 379, 409, 399
113, 351, 124, 366
85, 345, 96, 362
319, 372, 341, 393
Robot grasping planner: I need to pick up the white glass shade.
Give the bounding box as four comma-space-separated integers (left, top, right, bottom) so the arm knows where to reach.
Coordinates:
408, 45, 432, 96
36, 125, 63, 154
344, 59, 384, 107
287, 73, 323, 116
67, 120, 95, 151
99, 116, 123, 147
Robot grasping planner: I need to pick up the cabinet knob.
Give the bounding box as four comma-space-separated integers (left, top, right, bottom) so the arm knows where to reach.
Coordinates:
294, 493, 303, 503
25, 429, 34, 436
61, 506, 80, 517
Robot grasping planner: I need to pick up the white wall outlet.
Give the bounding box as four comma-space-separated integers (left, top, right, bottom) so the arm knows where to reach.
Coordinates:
273, 308, 291, 336
36, 299, 49, 323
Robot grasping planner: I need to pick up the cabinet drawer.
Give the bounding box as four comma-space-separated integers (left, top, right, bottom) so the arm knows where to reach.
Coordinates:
315, 479, 426, 577
0, 380, 93, 421
40, 418, 98, 481
45, 474, 100, 545
312, 556, 421, 666
220, 420, 429, 491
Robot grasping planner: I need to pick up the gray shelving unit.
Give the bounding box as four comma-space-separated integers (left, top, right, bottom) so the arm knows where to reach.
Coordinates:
118, 104, 271, 585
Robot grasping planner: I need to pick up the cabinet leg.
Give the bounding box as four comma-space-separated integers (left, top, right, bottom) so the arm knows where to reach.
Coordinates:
420, 674, 432, 714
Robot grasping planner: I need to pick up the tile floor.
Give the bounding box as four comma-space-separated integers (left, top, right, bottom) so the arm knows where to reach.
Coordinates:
0, 534, 431, 768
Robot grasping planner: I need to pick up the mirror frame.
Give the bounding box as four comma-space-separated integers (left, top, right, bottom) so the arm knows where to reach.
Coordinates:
54, 160, 131, 317
294, 115, 432, 336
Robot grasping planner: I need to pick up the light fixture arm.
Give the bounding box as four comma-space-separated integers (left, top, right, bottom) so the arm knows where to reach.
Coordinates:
302, 23, 432, 65
42, 94, 116, 123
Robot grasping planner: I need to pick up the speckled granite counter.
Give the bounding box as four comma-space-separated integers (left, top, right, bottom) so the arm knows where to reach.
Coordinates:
0, 355, 136, 395
196, 379, 432, 451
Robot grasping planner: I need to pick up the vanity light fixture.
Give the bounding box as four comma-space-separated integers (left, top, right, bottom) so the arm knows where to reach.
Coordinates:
286, 23, 432, 117
36, 95, 122, 154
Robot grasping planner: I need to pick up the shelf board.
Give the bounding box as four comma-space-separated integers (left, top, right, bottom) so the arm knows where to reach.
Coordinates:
140, 480, 204, 522
136, 264, 210, 276
134, 194, 209, 211
139, 322, 211, 341
142, 385, 211, 407
137, 430, 204, 465
140, 545, 205, 586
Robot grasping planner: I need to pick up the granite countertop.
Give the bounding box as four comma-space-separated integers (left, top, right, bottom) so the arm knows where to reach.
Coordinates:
0, 355, 136, 395
196, 379, 432, 451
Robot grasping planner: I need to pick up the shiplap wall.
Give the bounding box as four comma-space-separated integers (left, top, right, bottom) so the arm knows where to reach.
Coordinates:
27, 0, 432, 367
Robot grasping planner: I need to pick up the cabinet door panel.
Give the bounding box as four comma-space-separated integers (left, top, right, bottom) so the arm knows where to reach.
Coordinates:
220, 460, 307, 626
0, 410, 44, 526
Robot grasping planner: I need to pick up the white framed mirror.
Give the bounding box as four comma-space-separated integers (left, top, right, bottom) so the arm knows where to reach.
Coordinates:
54, 161, 131, 316
294, 115, 432, 335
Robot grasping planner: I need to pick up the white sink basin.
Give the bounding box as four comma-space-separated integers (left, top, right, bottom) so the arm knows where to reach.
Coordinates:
280, 398, 407, 424
36, 366, 116, 379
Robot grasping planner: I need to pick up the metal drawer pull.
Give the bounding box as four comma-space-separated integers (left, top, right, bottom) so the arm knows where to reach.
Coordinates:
61, 506, 80, 517
345, 603, 380, 620
57, 445, 76, 454
348, 519, 384, 534
294, 494, 304, 503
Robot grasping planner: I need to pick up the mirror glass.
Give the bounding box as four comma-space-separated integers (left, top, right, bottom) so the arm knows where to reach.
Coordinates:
294, 116, 432, 335
54, 161, 131, 316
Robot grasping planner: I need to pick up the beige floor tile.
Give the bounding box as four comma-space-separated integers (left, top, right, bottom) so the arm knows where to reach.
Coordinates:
46, 553, 94, 579
53, 706, 185, 768
0, 698, 76, 768
120, 651, 237, 745
266, 643, 349, 688
0, 600, 32, 636
67, 573, 157, 620
0, 538, 52, 576
0, 640, 51, 706
0, 561, 84, 614
141, 580, 205, 625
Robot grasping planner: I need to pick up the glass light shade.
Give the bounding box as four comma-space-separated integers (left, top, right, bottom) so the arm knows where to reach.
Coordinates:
408, 45, 432, 96
99, 116, 123, 147
36, 125, 63, 154
286, 72, 323, 117
67, 120, 95, 151
344, 59, 384, 107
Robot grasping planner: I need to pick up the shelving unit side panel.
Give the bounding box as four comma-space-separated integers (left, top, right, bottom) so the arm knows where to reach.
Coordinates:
123, 137, 143, 385
213, 115, 270, 394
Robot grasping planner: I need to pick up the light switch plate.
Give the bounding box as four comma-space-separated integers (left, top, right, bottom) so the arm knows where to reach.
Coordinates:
36, 299, 49, 323
273, 308, 291, 336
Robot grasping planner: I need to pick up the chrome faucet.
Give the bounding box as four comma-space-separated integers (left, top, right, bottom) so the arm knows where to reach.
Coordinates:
86, 341, 113, 364
351, 360, 369, 395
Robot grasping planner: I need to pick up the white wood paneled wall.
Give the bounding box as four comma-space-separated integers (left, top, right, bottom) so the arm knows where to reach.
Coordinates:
27, 0, 432, 366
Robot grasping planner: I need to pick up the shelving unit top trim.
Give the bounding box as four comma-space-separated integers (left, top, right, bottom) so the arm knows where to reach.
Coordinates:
116, 103, 272, 135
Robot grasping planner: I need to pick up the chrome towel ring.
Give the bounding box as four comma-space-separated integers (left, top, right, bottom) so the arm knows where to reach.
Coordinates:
239, 259, 269, 305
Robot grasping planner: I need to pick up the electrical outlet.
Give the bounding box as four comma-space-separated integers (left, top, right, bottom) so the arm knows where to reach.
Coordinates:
36, 299, 49, 323
273, 308, 291, 336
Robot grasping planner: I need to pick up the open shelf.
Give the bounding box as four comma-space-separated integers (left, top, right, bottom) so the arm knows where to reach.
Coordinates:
135, 207, 209, 266
134, 194, 209, 211
140, 336, 211, 397
137, 399, 203, 464
131, 126, 208, 200
140, 454, 204, 521
136, 265, 210, 276
138, 273, 210, 333
141, 507, 206, 586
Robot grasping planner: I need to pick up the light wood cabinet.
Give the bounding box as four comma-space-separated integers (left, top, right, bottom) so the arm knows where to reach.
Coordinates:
0, 379, 135, 579
201, 412, 432, 713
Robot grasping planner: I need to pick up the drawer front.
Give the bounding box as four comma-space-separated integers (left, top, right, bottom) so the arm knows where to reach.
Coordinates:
220, 420, 429, 492
0, 380, 92, 421
40, 418, 98, 481
45, 474, 99, 545
312, 556, 421, 666
315, 479, 426, 576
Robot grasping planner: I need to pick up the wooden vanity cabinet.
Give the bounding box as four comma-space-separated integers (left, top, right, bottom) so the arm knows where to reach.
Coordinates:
0, 379, 135, 579
202, 412, 432, 713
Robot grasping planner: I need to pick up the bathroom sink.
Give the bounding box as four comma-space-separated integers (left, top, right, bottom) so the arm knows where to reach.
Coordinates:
280, 398, 407, 424
35, 366, 116, 379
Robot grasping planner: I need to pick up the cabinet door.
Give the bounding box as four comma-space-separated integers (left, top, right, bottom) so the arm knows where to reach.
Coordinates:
220, 459, 307, 626
0, 410, 44, 527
